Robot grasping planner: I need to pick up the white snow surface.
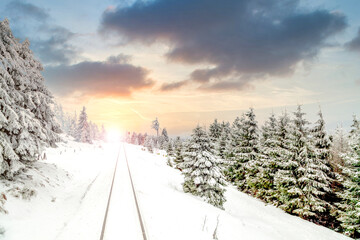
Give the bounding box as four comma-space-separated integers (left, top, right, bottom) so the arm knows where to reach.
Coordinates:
0, 138, 351, 240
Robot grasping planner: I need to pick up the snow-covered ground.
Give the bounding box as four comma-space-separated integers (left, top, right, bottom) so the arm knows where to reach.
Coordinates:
0, 139, 351, 240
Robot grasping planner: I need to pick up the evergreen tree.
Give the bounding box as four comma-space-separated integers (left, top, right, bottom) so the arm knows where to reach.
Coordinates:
161, 128, 169, 142
100, 124, 106, 141
290, 106, 331, 218
209, 119, 222, 142
337, 124, 360, 238
310, 110, 338, 223
53, 102, 66, 133
181, 126, 226, 209
0, 19, 59, 179
76, 107, 91, 144
257, 113, 280, 201
151, 117, 160, 137
331, 125, 349, 168
228, 108, 261, 192
217, 129, 229, 161
273, 111, 299, 208
131, 132, 137, 144
68, 112, 77, 139
166, 139, 175, 167
224, 116, 244, 182
173, 137, 184, 170
144, 135, 154, 153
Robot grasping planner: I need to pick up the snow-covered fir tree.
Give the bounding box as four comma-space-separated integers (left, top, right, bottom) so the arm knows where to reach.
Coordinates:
53, 102, 66, 133
76, 107, 92, 144
227, 108, 261, 191
331, 125, 349, 168
166, 139, 175, 167
224, 116, 244, 182
173, 137, 184, 170
209, 119, 222, 142
151, 117, 160, 137
273, 111, 299, 209
217, 129, 229, 161
289, 106, 332, 218
100, 124, 106, 141
181, 126, 226, 209
144, 135, 155, 153
310, 110, 337, 222
257, 113, 280, 201
161, 128, 169, 142
131, 132, 138, 144
336, 117, 360, 238
0, 19, 59, 179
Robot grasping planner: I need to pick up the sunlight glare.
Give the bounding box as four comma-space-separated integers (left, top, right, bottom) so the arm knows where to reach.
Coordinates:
106, 129, 122, 142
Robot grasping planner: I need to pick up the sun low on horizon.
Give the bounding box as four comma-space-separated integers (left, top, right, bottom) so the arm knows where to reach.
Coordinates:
1, 0, 359, 136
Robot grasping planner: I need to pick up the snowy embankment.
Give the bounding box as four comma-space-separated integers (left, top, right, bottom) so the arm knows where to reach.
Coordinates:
0, 138, 120, 240
126, 144, 351, 240
0, 139, 351, 240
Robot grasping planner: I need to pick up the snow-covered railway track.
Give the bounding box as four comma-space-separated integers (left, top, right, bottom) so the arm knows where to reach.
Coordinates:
99, 143, 148, 240
124, 145, 148, 240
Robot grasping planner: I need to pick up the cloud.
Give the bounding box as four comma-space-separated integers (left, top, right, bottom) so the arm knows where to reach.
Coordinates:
6, 0, 49, 21
346, 28, 360, 52
4, 1, 79, 65
160, 80, 188, 91
100, 0, 347, 91
43, 57, 155, 97
32, 26, 79, 65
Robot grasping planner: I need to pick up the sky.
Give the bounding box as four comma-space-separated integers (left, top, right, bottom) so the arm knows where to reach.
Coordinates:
1, 0, 359, 136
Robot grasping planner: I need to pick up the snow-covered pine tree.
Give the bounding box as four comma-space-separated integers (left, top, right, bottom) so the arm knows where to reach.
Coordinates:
131, 132, 137, 144
53, 102, 66, 133
336, 117, 360, 238
161, 128, 169, 142
331, 125, 349, 169
166, 138, 174, 157
232, 108, 261, 192
220, 121, 231, 137
310, 110, 338, 223
290, 106, 331, 219
144, 135, 154, 153
181, 125, 226, 209
0, 19, 59, 179
151, 117, 160, 137
224, 116, 244, 182
173, 137, 184, 170
137, 133, 144, 145
209, 119, 222, 142
100, 124, 106, 141
166, 138, 175, 167
256, 113, 280, 201
217, 129, 229, 161
76, 107, 92, 144
67, 112, 77, 139
273, 111, 299, 209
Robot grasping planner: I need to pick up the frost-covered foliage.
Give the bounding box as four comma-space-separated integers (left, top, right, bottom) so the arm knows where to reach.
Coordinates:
284, 106, 333, 218
256, 113, 280, 201
151, 117, 160, 137
144, 135, 155, 153
76, 107, 91, 144
179, 107, 359, 237
209, 119, 222, 142
0, 19, 60, 179
336, 117, 360, 238
181, 126, 226, 209
226, 108, 261, 191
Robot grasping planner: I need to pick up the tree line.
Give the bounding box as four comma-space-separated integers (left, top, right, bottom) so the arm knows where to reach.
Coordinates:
135, 107, 359, 239
54, 104, 107, 144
